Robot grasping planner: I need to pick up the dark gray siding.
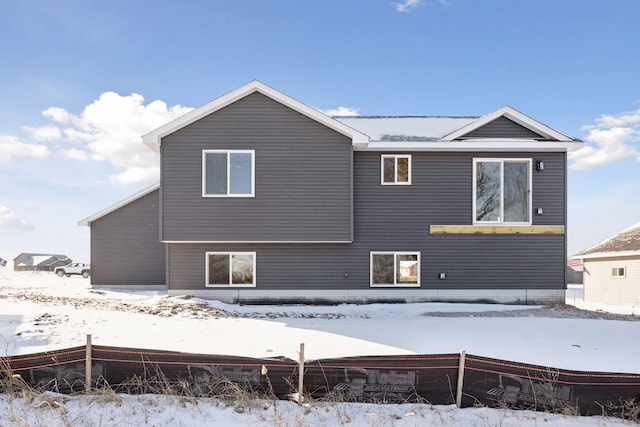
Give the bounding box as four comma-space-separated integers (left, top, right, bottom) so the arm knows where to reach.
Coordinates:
161, 92, 352, 242
167, 151, 566, 292
90, 190, 166, 287
463, 116, 545, 139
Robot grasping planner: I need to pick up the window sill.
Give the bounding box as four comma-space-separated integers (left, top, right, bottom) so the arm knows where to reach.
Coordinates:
430, 225, 565, 235
205, 284, 256, 288
370, 284, 420, 288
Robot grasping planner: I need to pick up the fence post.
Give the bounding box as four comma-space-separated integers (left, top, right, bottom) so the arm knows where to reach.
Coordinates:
298, 342, 305, 405
85, 334, 92, 392
456, 349, 466, 408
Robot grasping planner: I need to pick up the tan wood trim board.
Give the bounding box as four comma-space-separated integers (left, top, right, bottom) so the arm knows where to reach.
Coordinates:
430, 225, 565, 235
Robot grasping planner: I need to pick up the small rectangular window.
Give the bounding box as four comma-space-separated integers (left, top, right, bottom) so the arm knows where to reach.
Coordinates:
370, 252, 420, 287
203, 150, 254, 197
206, 252, 256, 287
612, 267, 626, 278
381, 155, 411, 185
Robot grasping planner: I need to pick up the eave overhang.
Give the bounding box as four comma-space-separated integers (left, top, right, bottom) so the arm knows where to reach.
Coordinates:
353, 139, 584, 152
574, 251, 640, 260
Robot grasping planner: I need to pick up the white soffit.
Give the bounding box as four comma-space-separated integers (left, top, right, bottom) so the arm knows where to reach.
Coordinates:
142, 80, 370, 151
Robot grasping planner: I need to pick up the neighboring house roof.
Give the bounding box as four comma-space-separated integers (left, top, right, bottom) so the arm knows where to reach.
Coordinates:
142, 80, 370, 150
13, 253, 70, 266
78, 183, 159, 226
574, 222, 640, 259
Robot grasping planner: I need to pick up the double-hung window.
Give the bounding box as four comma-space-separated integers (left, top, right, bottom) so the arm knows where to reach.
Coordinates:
370, 252, 420, 287
206, 252, 256, 287
473, 159, 531, 224
203, 150, 254, 197
381, 155, 411, 185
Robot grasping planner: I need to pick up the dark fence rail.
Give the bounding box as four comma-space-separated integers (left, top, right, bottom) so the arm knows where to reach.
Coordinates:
2, 344, 639, 417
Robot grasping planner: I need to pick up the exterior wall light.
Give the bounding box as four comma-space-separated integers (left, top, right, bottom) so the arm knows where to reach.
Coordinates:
439, 272, 446, 280
536, 160, 545, 171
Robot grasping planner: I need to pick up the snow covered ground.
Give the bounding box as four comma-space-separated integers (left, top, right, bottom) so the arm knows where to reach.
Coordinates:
0, 269, 638, 426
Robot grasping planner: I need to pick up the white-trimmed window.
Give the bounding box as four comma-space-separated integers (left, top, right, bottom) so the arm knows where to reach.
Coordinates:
611, 267, 626, 278
473, 158, 531, 224
203, 150, 255, 197
381, 155, 411, 185
370, 252, 420, 287
206, 252, 256, 287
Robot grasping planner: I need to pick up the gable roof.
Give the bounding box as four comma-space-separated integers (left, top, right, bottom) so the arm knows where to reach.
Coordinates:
574, 222, 640, 259
13, 253, 70, 265
142, 80, 370, 151
442, 106, 577, 142
78, 183, 160, 226
338, 106, 583, 152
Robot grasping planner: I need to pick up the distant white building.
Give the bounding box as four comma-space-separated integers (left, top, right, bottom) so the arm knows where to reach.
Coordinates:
574, 223, 640, 306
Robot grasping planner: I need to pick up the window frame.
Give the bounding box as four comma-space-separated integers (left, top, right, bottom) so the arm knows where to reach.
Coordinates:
380, 154, 412, 185
202, 149, 255, 197
472, 158, 532, 225
611, 266, 626, 278
205, 251, 256, 287
370, 251, 420, 287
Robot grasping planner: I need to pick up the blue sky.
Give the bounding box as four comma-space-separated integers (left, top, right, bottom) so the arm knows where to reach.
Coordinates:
1, 0, 639, 263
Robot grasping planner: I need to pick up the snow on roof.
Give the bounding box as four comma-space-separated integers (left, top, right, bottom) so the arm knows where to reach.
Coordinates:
335, 116, 477, 142
575, 222, 640, 259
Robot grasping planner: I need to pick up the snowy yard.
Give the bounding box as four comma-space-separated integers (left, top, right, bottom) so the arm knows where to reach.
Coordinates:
0, 269, 638, 426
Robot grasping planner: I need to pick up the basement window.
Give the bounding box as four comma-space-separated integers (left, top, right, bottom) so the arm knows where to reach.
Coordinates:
370, 252, 420, 287
206, 252, 256, 287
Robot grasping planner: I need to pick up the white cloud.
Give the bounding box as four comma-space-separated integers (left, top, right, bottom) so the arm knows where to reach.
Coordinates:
321, 106, 359, 117
41, 92, 193, 185
569, 108, 640, 170
0, 135, 50, 164
393, 0, 450, 12
24, 125, 62, 141
0, 205, 34, 230
394, 0, 422, 12
62, 148, 90, 161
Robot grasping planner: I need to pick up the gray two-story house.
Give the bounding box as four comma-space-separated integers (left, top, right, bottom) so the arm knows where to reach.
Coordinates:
80, 81, 583, 304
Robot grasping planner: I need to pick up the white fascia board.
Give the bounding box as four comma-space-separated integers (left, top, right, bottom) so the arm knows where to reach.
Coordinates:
142, 80, 369, 152
442, 106, 575, 142
354, 140, 584, 152
574, 251, 640, 260
78, 182, 160, 226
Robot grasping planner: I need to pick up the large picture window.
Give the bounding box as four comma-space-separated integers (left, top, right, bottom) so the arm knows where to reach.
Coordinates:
381, 155, 411, 185
473, 159, 531, 224
206, 252, 256, 287
203, 150, 254, 197
370, 252, 420, 287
